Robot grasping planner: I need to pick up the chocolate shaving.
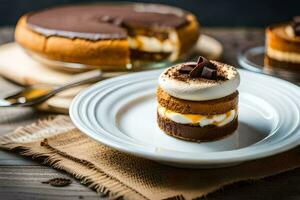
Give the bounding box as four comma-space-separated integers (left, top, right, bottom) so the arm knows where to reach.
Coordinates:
178, 56, 218, 80
100, 15, 123, 26
42, 178, 72, 187
292, 16, 300, 36
101, 15, 113, 22
201, 67, 217, 79
113, 18, 123, 26
189, 56, 208, 78
178, 65, 194, 74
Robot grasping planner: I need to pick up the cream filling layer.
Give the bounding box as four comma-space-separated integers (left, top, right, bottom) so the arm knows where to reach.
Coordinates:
128, 31, 179, 60
158, 105, 237, 127
267, 47, 300, 63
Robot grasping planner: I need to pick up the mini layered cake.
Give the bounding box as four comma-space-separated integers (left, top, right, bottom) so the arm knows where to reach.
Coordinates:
265, 16, 300, 71
15, 3, 200, 71
157, 56, 240, 142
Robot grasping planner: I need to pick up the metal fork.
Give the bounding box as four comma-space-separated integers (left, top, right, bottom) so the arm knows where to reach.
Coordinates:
0, 70, 124, 107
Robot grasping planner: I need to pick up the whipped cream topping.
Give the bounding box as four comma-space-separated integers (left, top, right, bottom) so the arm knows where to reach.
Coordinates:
158, 61, 240, 101
158, 105, 237, 127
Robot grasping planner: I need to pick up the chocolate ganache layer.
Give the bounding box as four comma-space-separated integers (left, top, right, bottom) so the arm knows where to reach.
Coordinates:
26, 4, 189, 40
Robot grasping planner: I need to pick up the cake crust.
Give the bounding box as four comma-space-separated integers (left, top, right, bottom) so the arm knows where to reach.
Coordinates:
157, 113, 238, 142
157, 87, 238, 115
15, 16, 130, 71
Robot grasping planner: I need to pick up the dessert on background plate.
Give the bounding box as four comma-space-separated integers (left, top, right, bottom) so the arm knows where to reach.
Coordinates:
265, 16, 300, 71
157, 56, 240, 142
238, 16, 300, 82
15, 3, 200, 71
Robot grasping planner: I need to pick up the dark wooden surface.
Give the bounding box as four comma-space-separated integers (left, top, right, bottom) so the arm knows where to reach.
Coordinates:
1, 27, 300, 200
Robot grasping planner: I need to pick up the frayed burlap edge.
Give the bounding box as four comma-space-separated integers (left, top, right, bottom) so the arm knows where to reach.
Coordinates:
0, 115, 147, 200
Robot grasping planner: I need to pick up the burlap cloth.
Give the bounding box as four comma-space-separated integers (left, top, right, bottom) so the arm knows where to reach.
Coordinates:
1, 115, 300, 200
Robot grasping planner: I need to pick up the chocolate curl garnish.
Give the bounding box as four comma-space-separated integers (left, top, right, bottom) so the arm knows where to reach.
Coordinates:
201, 67, 217, 79
113, 17, 123, 26
178, 56, 217, 80
42, 178, 72, 187
178, 65, 194, 74
189, 56, 210, 78
100, 15, 123, 26
292, 16, 300, 36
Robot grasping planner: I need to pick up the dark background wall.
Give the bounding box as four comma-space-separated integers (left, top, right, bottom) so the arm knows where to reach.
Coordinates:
0, 0, 299, 27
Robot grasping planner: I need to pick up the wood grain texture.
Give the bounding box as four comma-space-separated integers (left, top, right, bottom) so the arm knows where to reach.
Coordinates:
0, 166, 103, 200
1, 27, 300, 200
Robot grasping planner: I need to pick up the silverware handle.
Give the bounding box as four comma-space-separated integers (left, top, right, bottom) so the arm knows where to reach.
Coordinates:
41, 70, 127, 105
0, 70, 128, 107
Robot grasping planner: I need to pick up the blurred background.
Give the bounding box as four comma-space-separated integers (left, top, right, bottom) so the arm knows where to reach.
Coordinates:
0, 0, 299, 27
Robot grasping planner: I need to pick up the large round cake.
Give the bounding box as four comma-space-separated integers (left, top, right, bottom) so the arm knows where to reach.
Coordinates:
15, 3, 200, 71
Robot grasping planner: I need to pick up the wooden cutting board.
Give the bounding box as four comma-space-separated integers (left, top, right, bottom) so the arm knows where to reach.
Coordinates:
0, 35, 223, 113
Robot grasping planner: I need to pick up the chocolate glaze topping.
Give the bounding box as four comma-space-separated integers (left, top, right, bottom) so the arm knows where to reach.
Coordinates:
26, 4, 189, 40
292, 16, 300, 36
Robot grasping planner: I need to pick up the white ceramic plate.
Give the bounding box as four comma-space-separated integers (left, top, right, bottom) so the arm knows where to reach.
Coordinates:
70, 69, 300, 168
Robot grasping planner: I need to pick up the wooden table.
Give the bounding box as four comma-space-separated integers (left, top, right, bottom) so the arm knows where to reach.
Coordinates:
1, 27, 300, 200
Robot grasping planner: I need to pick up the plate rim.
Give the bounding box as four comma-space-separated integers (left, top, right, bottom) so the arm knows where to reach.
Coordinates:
238, 45, 300, 83
70, 69, 300, 165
